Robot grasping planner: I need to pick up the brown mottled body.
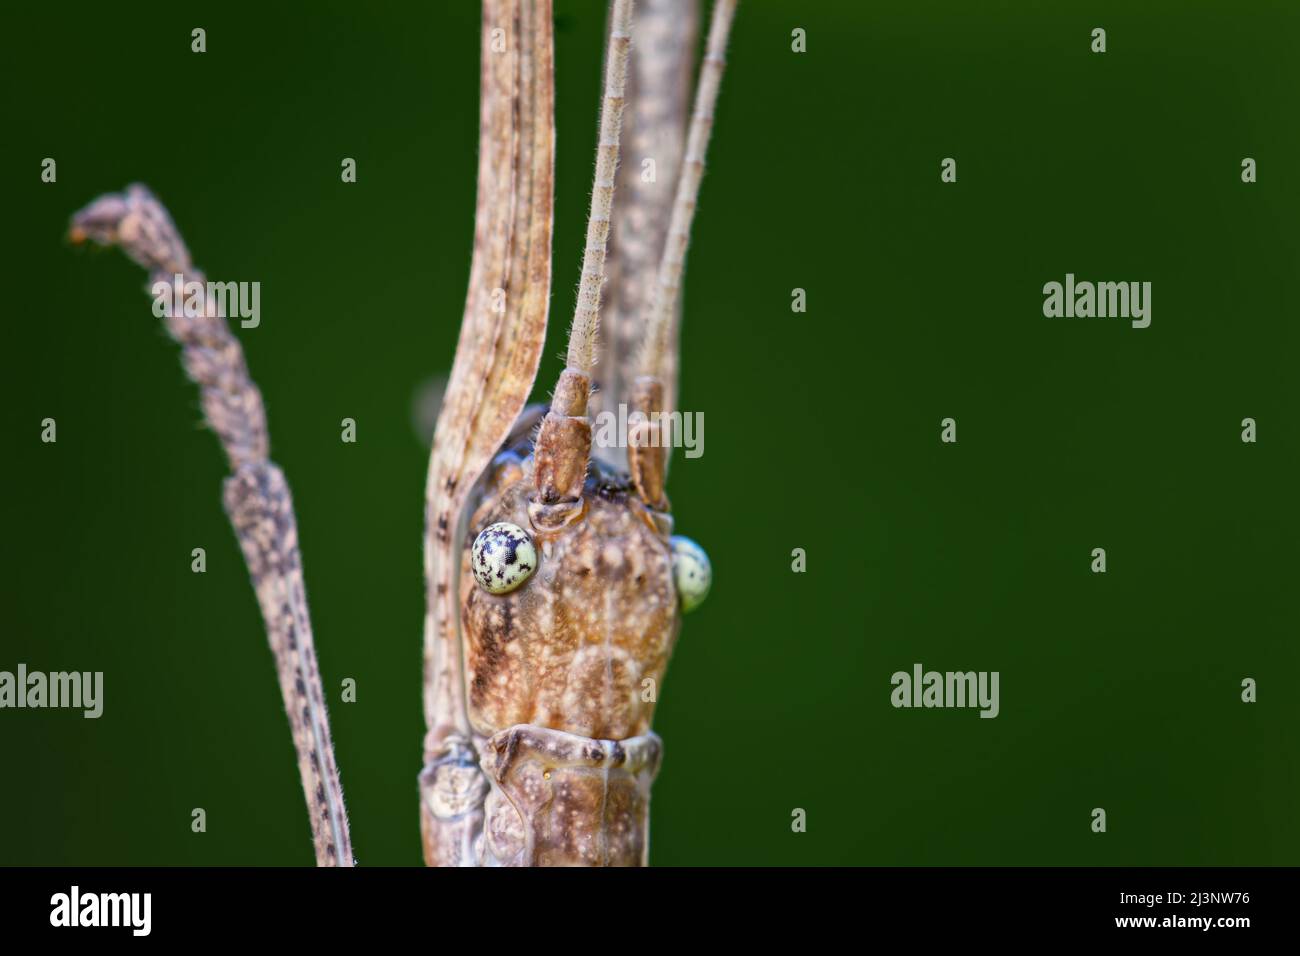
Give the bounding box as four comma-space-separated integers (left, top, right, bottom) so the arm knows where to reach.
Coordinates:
480, 725, 661, 866
424, 439, 678, 867
464, 458, 679, 741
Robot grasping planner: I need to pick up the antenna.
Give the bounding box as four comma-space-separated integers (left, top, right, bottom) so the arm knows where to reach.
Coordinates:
629, 0, 737, 507
533, 0, 635, 514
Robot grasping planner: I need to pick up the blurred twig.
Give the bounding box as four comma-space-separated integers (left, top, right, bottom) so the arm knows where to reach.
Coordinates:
70, 186, 353, 867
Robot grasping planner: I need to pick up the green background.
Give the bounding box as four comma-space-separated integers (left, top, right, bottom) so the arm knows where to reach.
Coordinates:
1, 0, 1297, 866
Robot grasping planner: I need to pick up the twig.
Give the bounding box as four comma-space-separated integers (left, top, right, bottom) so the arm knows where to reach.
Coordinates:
69, 186, 353, 867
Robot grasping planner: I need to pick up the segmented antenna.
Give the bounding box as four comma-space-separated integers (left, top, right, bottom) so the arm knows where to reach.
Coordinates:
593, 0, 699, 471
534, 0, 635, 510
564, 0, 635, 379
635, 0, 736, 381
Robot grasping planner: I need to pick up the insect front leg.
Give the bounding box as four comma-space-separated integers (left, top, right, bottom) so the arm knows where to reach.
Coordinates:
419, 0, 556, 866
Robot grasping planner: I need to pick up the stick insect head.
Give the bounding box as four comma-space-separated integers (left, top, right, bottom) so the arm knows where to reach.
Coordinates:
462, 428, 681, 741
455, 0, 714, 744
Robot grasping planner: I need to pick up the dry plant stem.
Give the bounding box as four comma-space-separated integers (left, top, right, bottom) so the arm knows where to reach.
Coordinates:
594, 0, 697, 466
635, 0, 737, 383
68, 186, 352, 868
420, 0, 555, 866
563, 0, 634, 381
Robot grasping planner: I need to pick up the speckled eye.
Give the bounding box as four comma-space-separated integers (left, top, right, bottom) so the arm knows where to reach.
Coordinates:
670, 536, 711, 613
472, 522, 537, 595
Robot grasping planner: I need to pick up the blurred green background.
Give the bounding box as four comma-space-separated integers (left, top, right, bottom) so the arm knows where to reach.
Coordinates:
1, 0, 1297, 866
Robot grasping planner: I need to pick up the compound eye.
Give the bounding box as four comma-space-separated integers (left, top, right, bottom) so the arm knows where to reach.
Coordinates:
472, 522, 538, 595
670, 536, 711, 613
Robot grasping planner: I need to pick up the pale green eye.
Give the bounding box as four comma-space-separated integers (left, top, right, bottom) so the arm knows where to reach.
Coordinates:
472, 522, 537, 594
670, 536, 711, 613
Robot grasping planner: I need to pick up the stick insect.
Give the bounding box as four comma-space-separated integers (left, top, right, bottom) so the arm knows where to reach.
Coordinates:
68, 0, 736, 867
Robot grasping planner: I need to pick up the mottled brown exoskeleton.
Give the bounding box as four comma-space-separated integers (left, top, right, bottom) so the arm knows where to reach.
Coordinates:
68, 0, 735, 868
